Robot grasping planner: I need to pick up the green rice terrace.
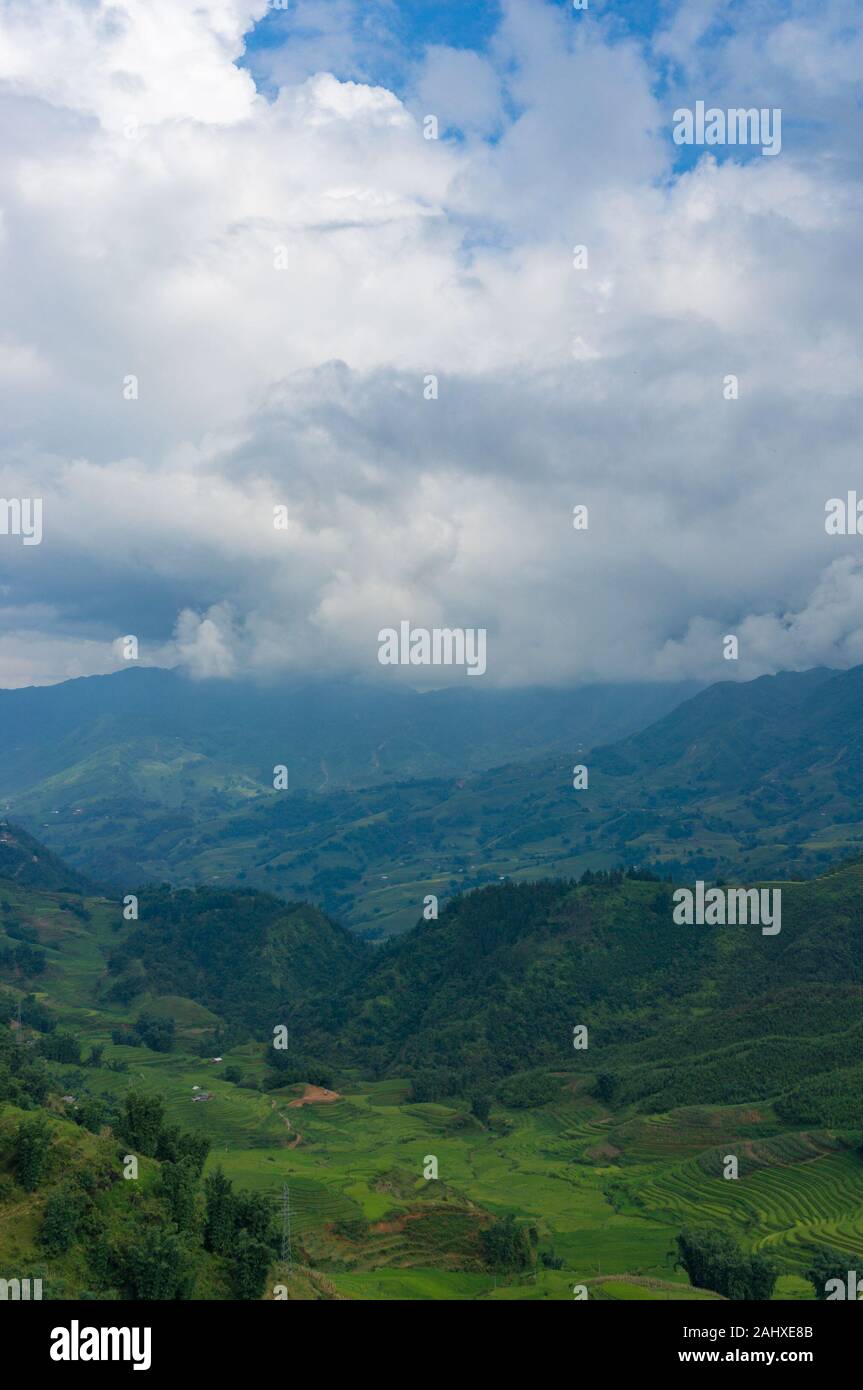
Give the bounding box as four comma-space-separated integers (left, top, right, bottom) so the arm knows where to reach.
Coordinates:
0, 826, 861, 1300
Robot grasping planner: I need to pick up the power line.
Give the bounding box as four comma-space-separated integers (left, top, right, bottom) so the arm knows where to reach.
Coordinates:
281, 1182, 293, 1274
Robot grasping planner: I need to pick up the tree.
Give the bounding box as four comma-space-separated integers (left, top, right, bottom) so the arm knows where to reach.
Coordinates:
13, 1115, 51, 1191
675, 1227, 777, 1301
75, 1095, 114, 1135
39, 1031, 81, 1064
120, 1088, 164, 1157
160, 1158, 199, 1232
40, 1186, 88, 1255
805, 1247, 850, 1301
593, 1072, 617, 1103
470, 1094, 491, 1125
496, 1070, 559, 1109
204, 1167, 237, 1255
121, 1227, 193, 1300
234, 1191, 277, 1248
156, 1125, 210, 1175
481, 1213, 531, 1272
408, 1067, 462, 1104
133, 1012, 175, 1053
17, 1061, 50, 1105
230, 1231, 272, 1300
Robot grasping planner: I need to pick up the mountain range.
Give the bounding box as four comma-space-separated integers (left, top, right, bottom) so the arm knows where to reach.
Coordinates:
4, 662, 863, 937
0, 666, 700, 801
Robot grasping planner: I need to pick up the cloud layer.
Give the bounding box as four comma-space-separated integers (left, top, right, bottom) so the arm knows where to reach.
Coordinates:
0, 0, 861, 688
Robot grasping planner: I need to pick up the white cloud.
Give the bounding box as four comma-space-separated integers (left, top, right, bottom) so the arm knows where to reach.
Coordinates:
172, 604, 239, 679
0, 0, 861, 689
0, 0, 267, 128
412, 46, 503, 138
655, 559, 863, 681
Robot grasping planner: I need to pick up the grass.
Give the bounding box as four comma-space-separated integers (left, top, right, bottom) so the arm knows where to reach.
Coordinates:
3, 876, 863, 1299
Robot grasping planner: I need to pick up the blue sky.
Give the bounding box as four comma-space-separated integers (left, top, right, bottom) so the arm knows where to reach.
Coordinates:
245, 0, 672, 67
242, 0, 671, 93
246, 0, 502, 70
240, 0, 800, 173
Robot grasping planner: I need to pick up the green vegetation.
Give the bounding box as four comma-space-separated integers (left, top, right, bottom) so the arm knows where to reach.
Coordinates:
675, 1227, 777, 1300
803, 1246, 853, 1301
9, 664, 863, 938
1, 817, 862, 1300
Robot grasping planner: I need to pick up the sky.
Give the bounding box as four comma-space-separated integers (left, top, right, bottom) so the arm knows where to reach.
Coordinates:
0, 0, 861, 689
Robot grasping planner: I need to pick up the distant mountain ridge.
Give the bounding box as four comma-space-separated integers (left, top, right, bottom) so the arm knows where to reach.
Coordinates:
8, 661, 863, 935
0, 665, 701, 807
591, 665, 839, 784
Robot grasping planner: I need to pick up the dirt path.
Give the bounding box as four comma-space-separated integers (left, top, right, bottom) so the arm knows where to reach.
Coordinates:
287, 1084, 342, 1109
269, 1096, 302, 1145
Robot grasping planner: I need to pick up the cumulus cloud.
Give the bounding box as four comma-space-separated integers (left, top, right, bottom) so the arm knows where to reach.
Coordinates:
172, 604, 240, 679
654, 559, 863, 682
0, 0, 861, 689
0, 0, 267, 127
411, 46, 503, 139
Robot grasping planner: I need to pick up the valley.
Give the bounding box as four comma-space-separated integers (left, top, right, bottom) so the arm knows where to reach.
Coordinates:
5, 665, 863, 939
0, 821, 861, 1301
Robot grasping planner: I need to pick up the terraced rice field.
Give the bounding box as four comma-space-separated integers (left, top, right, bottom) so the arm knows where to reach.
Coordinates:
635, 1134, 863, 1268
5, 895, 861, 1302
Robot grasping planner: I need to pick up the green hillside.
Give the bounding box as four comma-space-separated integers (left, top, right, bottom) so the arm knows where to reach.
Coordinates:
0, 820, 93, 894
1, 836, 861, 1300
107, 885, 363, 1036
0, 666, 699, 805
10, 663, 863, 939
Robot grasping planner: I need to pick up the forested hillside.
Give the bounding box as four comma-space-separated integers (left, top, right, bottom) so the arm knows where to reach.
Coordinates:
1, 833, 861, 1301
9, 664, 863, 938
